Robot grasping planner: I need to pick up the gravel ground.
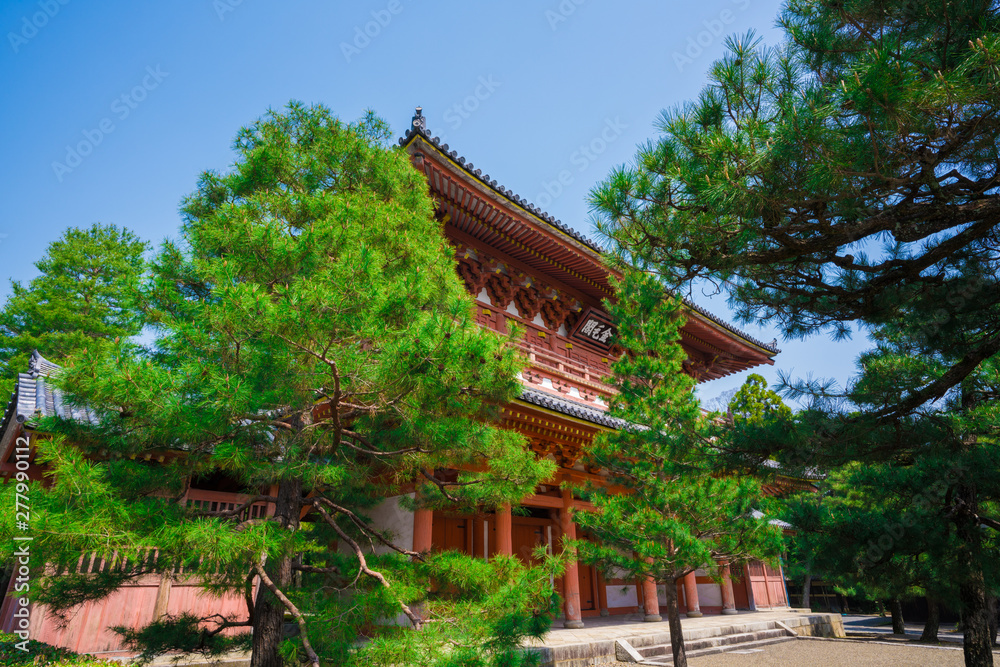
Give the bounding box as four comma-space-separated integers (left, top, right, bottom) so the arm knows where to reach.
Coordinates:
688, 638, 1000, 666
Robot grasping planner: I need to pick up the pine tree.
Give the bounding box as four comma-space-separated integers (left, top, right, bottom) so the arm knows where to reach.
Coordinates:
728, 374, 792, 425
590, 0, 1000, 414
571, 271, 783, 667
778, 320, 1000, 659
15, 103, 556, 667
0, 224, 147, 395
589, 2, 1000, 663
781, 459, 965, 639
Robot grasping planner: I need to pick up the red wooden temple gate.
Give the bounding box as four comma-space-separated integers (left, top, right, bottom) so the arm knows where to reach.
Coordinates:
399, 108, 788, 627
0, 109, 790, 651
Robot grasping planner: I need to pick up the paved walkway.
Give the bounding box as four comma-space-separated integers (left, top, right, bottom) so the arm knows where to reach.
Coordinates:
842, 614, 965, 644
689, 637, 1000, 666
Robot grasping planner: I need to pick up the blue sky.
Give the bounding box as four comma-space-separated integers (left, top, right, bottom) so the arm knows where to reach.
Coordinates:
0, 0, 870, 405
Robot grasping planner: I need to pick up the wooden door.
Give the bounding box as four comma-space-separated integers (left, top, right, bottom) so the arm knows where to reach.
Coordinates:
764, 562, 787, 607
513, 521, 546, 564
732, 567, 751, 610
578, 562, 596, 611
746, 560, 786, 608
432, 515, 472, 555
746, 560, 770, 607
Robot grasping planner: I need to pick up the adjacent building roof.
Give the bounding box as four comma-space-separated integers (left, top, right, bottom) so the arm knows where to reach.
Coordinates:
1, 351, 98, 432
751, 509, 793, 530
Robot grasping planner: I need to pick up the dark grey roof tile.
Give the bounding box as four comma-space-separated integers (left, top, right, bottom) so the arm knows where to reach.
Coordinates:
400, 112, 604, 254
518, 386, 627, 429
5, 351, 99, 428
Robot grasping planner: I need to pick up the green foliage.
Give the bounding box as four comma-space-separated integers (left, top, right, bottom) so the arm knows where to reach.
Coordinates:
590, 0, 1000, 410
778, 319, 1000, 613
0, 633, 112, 667
26, 102, 555, 666
304, 552, 560, 667
728, 374, 791, 426
114, 615, 252, 665
572, 270, 783, 662
591, 3, 1000, 661
0, 224, 147, 396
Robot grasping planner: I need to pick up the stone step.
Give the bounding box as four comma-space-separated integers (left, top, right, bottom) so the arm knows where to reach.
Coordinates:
636, 627, 789, 658
640, 636, 797, 665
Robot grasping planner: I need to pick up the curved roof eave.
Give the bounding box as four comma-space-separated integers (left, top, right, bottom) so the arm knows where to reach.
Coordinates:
400, 110, 780, 358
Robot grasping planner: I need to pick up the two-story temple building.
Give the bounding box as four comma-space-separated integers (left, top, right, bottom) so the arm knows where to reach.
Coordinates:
393, 109, 789, 627
0, 109, 789, 653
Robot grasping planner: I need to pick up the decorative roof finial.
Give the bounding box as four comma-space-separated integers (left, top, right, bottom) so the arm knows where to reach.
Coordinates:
412, 106, 426, 132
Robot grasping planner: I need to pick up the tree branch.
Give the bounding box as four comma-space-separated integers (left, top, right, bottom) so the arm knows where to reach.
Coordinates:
308, 501, 423, 629
251, 557, 320, 667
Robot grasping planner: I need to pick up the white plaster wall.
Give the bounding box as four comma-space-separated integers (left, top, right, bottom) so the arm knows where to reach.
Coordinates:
607, 584, 638, 607
697, 582, 723, 607
366, 493, 415, 554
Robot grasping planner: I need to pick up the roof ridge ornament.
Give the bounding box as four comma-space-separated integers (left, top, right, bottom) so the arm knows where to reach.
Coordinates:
28, 350, 46, 378
27, 350, 62, 379
411, 106, 426, 132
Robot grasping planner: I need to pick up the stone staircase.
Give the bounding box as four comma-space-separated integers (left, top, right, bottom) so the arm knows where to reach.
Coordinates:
617, 624, 797, 664
529, 611, 845, 667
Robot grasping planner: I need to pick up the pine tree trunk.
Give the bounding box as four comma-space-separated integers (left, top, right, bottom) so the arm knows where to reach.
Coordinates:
988, 595, 998, 647
920, 596, 940, 643
960, 574, 993, 667
251, 478, 302, 667
664, 578, 687, 667
890, 598, 906, 635
951, 456, 994, 667
801, 570, 812, 609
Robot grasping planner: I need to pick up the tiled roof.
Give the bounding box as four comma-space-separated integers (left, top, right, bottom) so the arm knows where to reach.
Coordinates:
517, 386, 628, 429
751, 509, 793, 530
2, 351, 98, 430
683, 300, 780, 355
761, 457, 824, 481
400, 108, 604, 254
399, 108, 780, 357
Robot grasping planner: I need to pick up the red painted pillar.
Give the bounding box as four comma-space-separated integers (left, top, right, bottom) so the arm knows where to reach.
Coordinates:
642, 574, 661, 622
561, 487, 585, 628
497, 503, 513, 556
684, 571, 702, 617
413, 506, 433, 554
720, 562, 738, 615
